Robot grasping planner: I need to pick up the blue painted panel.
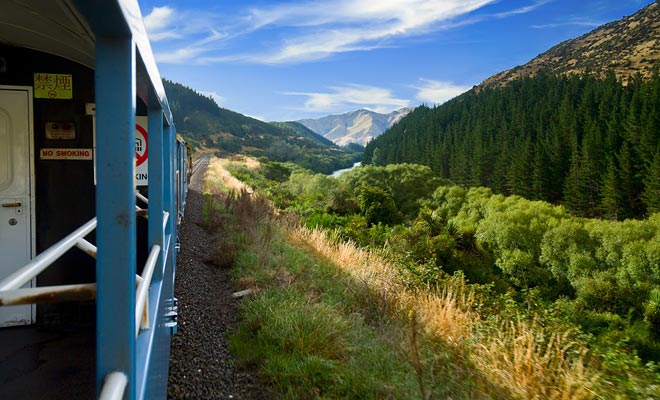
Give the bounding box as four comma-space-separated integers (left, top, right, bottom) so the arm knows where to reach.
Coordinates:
135, 266, 166, 400
148, 107, 164, 282
94, 35, 137, 400
143, 247, 175, 399
166, 126, 177, 283
163, 126, 174, 239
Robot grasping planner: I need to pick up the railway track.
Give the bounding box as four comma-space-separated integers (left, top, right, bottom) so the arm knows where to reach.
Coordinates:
191, 154, 210, 177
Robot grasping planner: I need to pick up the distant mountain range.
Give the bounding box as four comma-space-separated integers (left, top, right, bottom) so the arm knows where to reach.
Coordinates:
296, 108, 411, 146
162, 79, 360, 174
482, 1, 660, 87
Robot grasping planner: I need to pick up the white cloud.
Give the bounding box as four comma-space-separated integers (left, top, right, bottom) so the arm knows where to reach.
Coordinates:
143, 6, 230, 63
242, 0, 496, 64
145, 0, 552, 65
413, 79, 469, 104
286, 84, 410, 114
143, 7, 182, 42
155, 46, 207, 64
493, 0, 553, 18
531, 19, 602, 29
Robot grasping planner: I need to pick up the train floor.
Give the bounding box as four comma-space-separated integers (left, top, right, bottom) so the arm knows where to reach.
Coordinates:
0, 323, 95, 399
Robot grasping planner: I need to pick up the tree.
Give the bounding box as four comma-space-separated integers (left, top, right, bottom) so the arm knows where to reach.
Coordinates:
642, 150, 660, 214
564, 147, 590, 215
371, 147, 383, 166
600, 158, 622, 220
356, 186, 401, 226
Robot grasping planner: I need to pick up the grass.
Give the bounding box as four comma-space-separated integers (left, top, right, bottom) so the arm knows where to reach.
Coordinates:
203, 168, 478, 398
202, 158, 639, 399
290, 227, 598, 399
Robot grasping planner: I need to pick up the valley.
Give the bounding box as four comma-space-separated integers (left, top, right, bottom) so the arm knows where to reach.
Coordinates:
159, 1, 660, 398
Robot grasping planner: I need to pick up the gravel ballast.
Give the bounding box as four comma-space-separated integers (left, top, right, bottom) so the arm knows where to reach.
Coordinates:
167, 157, 265, 399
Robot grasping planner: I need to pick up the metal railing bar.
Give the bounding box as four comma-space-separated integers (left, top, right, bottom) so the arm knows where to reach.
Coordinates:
0, 218, 97, 291
135, 205, 148, 219
135, 244, 161, 336
163, 211, 169, 232
76, 238, 98, 258
136, 191, 149, 205
99, 371, 128, 400
0, 273, 145, 308
0, 283, 96, 306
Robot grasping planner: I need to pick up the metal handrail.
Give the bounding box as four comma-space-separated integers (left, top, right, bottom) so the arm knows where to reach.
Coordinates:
0, 283, 97, 306
135, 244, 161, 336
136, 191, 149, 205
163, 211, 169, 232
76, 238, 98, 258
0, 218, 97, 291
99, 371, 128, 400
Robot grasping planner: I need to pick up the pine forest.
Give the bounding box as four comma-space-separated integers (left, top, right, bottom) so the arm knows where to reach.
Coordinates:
364, 70, 660, 219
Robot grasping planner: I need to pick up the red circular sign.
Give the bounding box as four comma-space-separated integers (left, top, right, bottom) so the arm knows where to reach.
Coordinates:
135, 124, 148, 167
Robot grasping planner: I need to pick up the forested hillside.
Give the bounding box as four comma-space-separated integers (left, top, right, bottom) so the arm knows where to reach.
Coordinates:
163, 79, 361, 173
364, 71, 660, 218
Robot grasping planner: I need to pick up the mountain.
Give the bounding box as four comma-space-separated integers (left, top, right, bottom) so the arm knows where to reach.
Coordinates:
162, 79, 361, 174
364, 2, 660, 219
270, 121, 337, 148
296, 108, 411, 146
482, 1, 660, 87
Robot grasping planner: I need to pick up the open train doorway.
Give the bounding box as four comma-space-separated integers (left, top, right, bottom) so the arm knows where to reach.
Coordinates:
0, 87, 35, 327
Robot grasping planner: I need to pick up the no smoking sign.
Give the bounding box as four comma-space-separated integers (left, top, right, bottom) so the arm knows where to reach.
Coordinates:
135, 117, 149, 186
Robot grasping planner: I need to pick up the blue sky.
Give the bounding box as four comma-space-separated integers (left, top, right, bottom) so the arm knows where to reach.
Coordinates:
138, 0, 653, 122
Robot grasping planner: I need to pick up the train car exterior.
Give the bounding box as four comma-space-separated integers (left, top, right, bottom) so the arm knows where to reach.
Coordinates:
0, 1, 184, 399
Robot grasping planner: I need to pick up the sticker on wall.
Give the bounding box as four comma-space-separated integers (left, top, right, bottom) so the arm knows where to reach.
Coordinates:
34, 73, 73, 99
45, 122, 76, 140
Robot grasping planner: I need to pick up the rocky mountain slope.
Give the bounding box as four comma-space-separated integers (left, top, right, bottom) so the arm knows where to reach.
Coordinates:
482, 1, 660, 87
297, 108, 411, 146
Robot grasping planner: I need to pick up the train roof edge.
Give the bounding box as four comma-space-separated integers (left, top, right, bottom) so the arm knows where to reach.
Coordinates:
0, 0, 173, 126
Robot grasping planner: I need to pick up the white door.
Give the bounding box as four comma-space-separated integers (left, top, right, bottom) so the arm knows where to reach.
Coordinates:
0, 88, 34, 327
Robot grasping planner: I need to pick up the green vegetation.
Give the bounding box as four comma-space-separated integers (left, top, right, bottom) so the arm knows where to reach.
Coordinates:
364, 70, 660, 218
163, 79, 361, 174
202, 177, 485, 398
216, 159, 660, 398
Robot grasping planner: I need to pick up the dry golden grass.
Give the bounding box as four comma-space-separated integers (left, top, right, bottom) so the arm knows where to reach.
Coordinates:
475, 319, 598, 400
288, 227, 600, 399
240, 155, 261, 170
204, 157, 254, 194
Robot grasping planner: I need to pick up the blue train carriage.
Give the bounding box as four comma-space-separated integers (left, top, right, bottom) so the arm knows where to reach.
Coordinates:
175, 134, 191, 229
0, 1, 185, 399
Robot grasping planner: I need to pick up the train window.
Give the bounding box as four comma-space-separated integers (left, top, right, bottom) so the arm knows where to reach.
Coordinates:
0, 109, 12, 191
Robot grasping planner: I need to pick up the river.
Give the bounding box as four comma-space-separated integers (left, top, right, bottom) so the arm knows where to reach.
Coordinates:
331, 162, 361, 177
